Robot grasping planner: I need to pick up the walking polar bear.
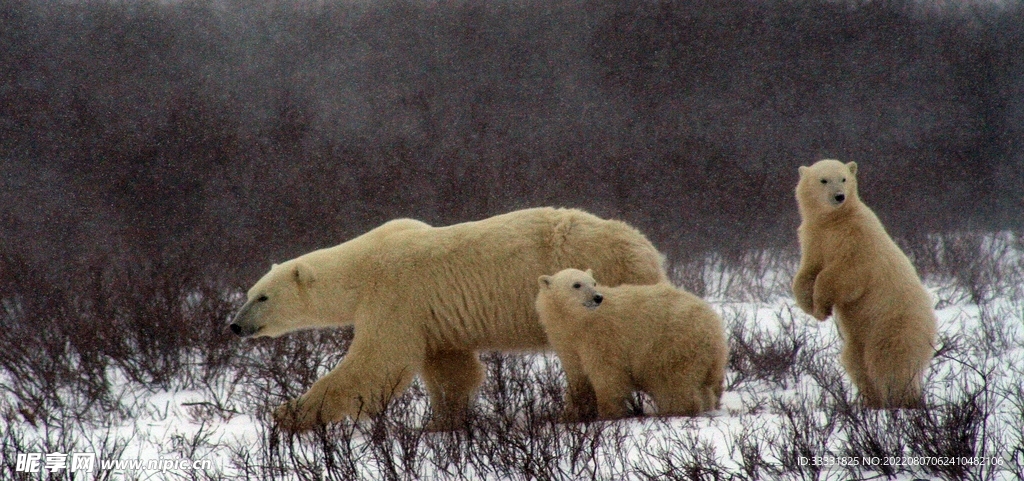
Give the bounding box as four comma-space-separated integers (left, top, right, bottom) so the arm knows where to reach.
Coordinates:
535, 269, 727, 419
792, 159, 937, 408
230, 207, 666, 431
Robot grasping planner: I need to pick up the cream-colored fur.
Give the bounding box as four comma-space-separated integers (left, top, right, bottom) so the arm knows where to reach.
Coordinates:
535, 269, 726, 420
230, 208, 667, 430
792, 159, 937, 408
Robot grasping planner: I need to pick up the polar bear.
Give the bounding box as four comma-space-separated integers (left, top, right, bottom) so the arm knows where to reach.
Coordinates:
535, 269, 726, 419
230, 207, 666, 430
792, 159, 937, 408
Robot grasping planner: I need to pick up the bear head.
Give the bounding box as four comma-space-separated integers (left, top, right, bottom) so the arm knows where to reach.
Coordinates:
537, 268, 604, 313
230, 260, 353, 338
797, 159, 859, 217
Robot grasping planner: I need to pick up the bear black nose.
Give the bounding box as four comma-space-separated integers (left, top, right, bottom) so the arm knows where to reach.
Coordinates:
834, 193, 845, 203
593, 294, 603, 305
229, 323, 243, 336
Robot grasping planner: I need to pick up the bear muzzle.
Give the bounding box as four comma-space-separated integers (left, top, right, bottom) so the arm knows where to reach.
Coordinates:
229, 321, 261, 337
229, 302, 262, 337
828, 191, 847, 206
583, 293, 603, 310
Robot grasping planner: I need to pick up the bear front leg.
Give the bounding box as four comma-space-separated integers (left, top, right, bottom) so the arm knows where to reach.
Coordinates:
810, 267, 838, 321
792, 265, 818, 317
555, 350, 598, 422
581, 360, 633, 420
273, 341, 418, 432
273, 374, 346, 432
421, 349, 484, 431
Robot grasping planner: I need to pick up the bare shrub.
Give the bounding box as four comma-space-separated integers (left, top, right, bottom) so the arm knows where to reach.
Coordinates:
1004, 380, 1024, 480
909, 231, 1021, 307
631, 424, 731, 480
768, 393, 839, 481
903, 352, 1002, 481
838, 408, 914, 479
725, 308, 807, 390
731, 416, 783, 480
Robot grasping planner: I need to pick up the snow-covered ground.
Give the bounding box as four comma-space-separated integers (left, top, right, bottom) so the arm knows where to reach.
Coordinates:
3, 256, 1022, 480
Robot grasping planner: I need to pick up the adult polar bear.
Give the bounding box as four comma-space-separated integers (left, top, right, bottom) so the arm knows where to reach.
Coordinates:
230, 207, 667, 431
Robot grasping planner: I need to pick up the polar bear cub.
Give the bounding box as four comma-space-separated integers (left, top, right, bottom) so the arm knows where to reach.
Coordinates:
536, 268, 727, 420
793, 159, 937, 408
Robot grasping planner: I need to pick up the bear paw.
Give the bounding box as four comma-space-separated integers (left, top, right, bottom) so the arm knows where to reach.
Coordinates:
812, 304, 832, 321
794, 297, 815, 317
560, 402, 598, 424
272, 398, 323, 432
422, 414, 466, 432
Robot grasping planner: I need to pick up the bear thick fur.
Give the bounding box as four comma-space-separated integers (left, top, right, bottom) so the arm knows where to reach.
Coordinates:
230, 207, 666, 431
792, 159, 937, 408
535, 269, 727, 419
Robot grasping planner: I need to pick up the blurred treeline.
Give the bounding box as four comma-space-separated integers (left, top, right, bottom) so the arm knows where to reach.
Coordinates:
3, 0, 1023, 282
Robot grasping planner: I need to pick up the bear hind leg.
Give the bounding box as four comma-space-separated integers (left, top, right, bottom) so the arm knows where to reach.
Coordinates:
840, 339, 884, 408
650, 388, 703, 417
422, 349, 484, 430
865, 347, 927, 409
647, 371, 705, 417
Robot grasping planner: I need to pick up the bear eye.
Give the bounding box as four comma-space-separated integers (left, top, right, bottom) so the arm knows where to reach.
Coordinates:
841, 177, 846, 183
820, 179, 828, 184
572, 283, 581, 289
256, 295, 269, 302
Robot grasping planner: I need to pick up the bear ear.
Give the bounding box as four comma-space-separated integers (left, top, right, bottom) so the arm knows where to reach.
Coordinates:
846, 161, 857, 176
584, 268, 593, 277
538, 275, 552, 289
798, 166, 808, 177
292, 262, 316, 287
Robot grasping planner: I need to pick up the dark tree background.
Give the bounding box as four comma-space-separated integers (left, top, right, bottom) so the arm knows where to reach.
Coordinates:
2, 0, 1023, 285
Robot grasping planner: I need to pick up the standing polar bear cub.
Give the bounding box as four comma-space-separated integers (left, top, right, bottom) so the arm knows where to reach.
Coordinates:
536, 269, 727, 419
792, 159, 937, 408
230, 208, 666, 431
